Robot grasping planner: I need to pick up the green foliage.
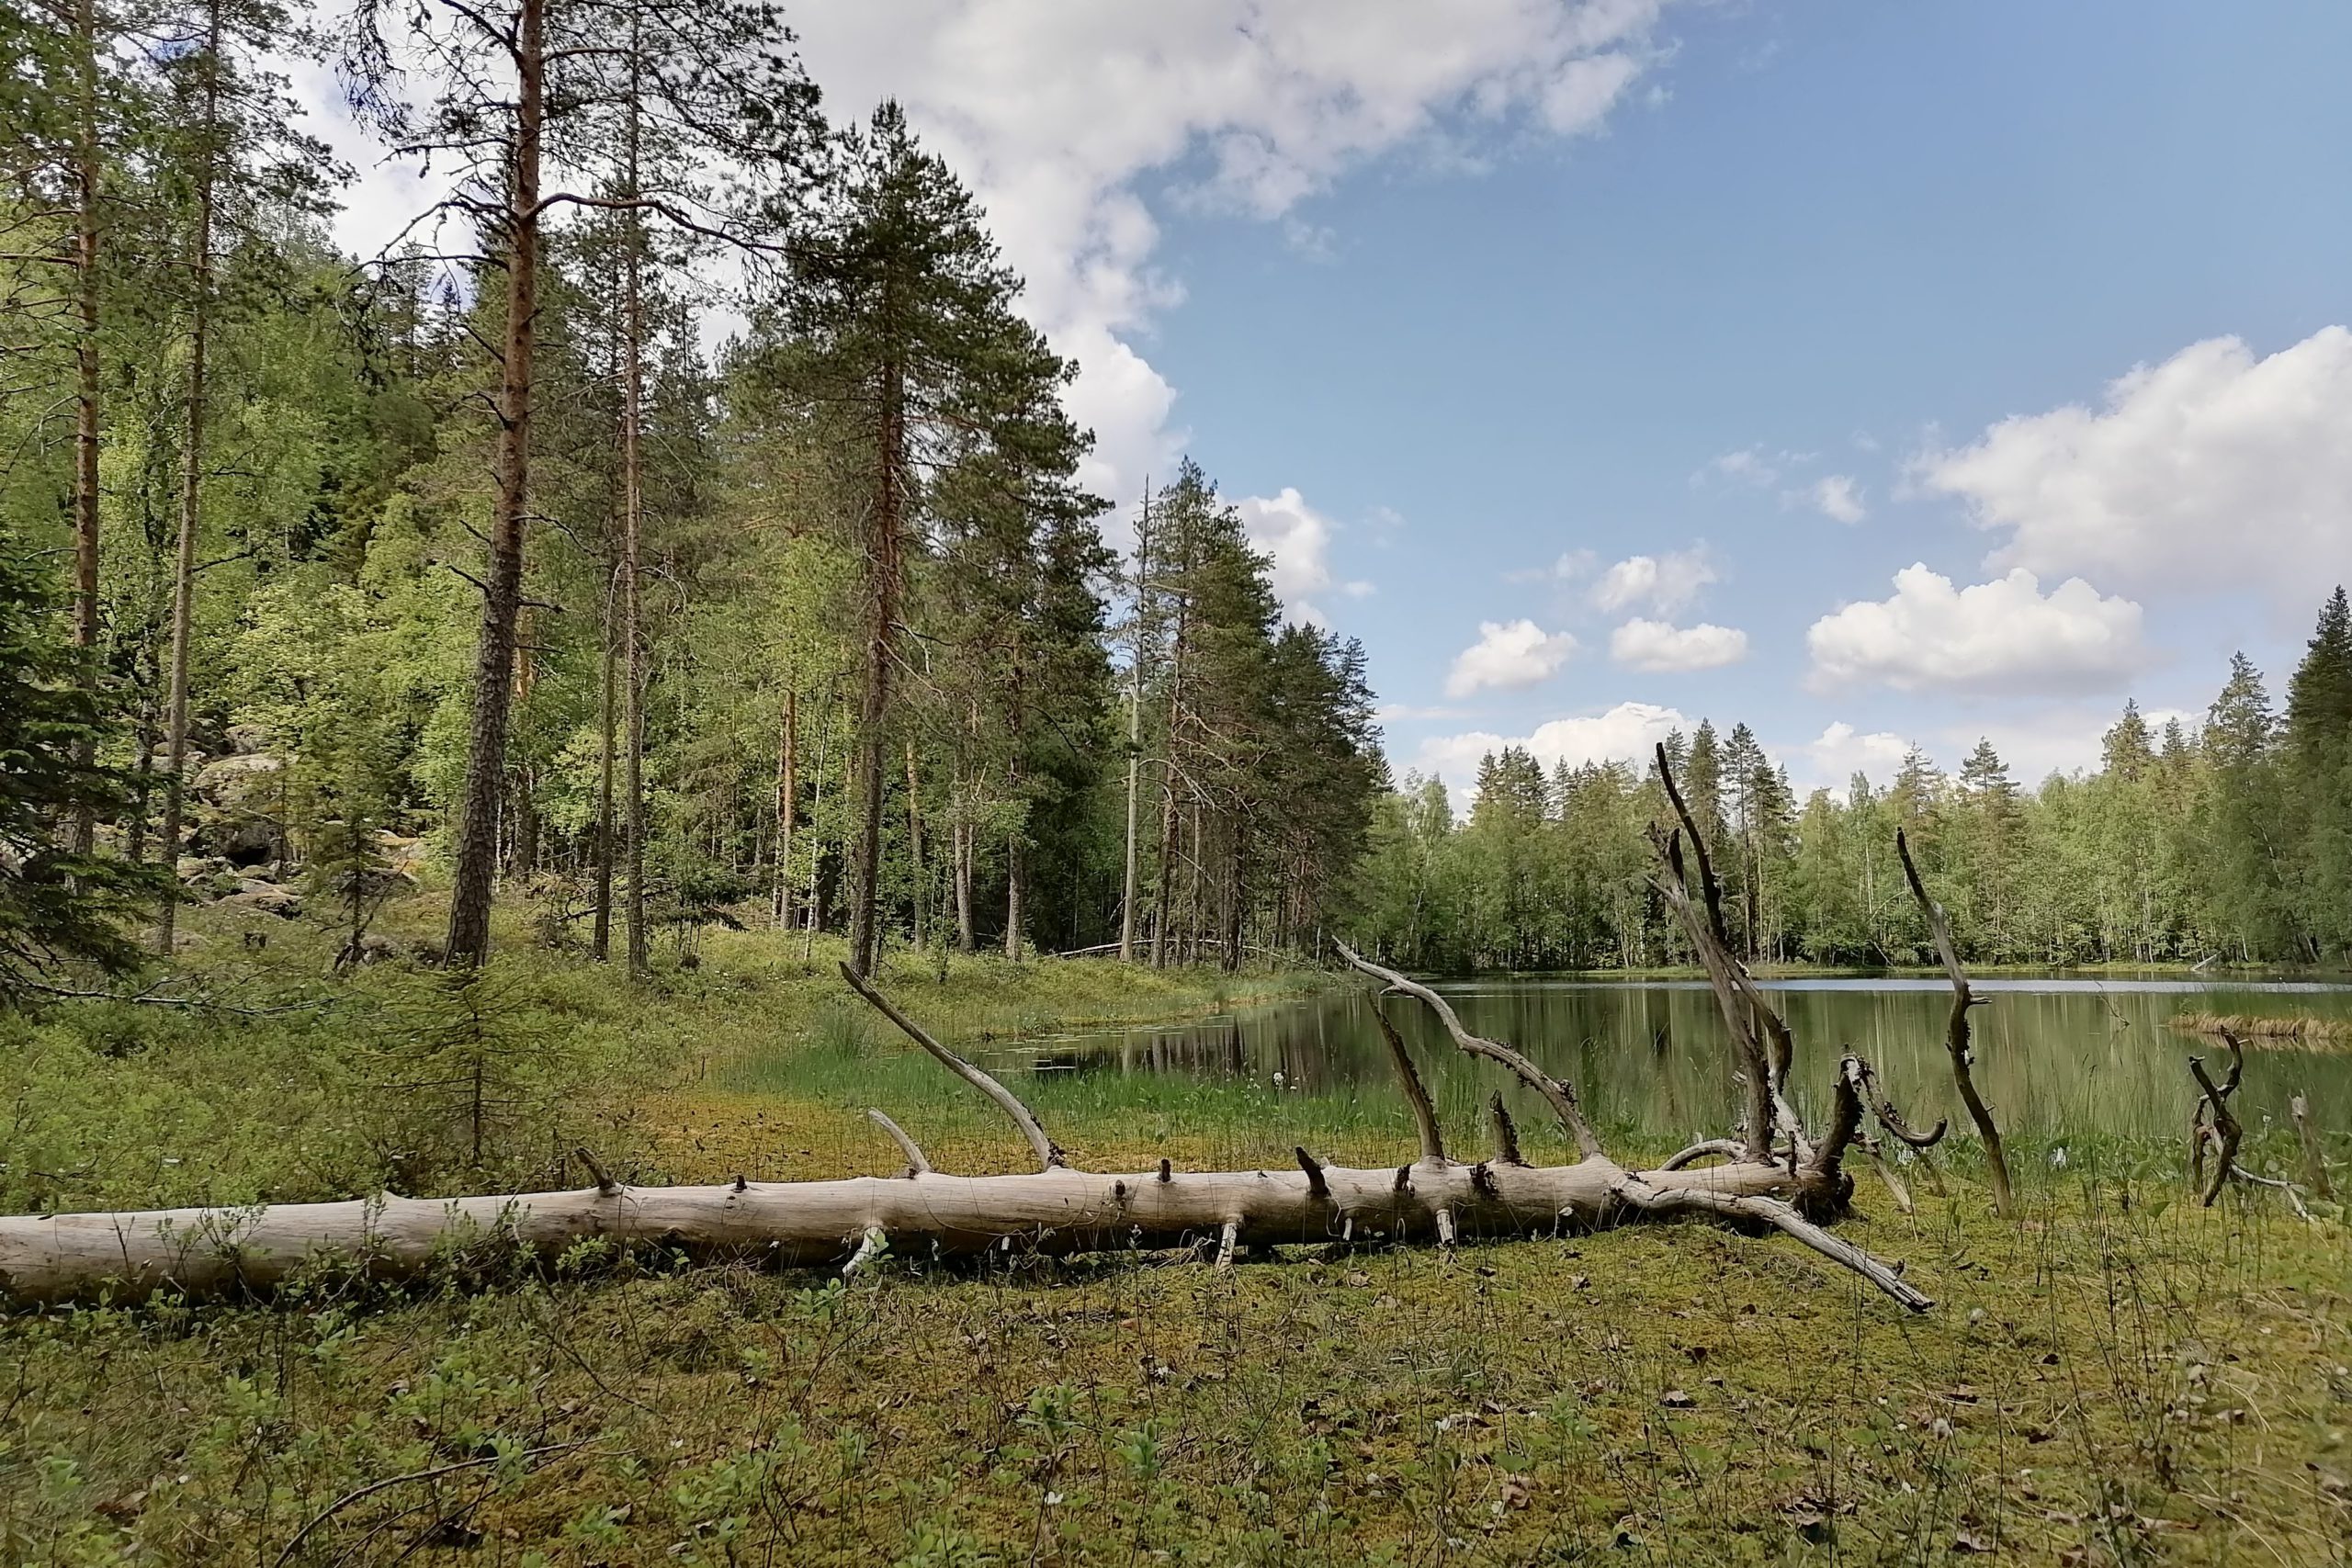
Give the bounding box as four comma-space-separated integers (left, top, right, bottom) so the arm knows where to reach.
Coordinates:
0, 534, 164, 1004
1351, 589, 2352, 971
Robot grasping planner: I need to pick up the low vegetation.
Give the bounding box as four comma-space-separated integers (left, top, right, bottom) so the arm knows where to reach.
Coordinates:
2170, 1010, 2352, 1050
1, 908, 2345, 1563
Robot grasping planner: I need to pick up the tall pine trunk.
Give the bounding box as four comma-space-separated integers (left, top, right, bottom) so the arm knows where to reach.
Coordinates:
1002, 634, 1023, 961
591, 564, 616, 959
445, 0, 544, 966
67, 0, 104, 858
1149, 595, 1187, 969
845, 353, 904, 974
620, 139, 648, 976
1116, 496, 1149, 962
773, 686, 796, 931
952, 811, 974, 953
903, 740, 924, 950
156, 2, 220, 952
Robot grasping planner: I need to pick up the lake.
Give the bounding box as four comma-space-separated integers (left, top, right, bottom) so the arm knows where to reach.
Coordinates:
975, 972, 2352, 1146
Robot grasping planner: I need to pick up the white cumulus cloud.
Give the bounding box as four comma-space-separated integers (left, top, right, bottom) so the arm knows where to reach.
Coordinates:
1806, 564, 2148, 694
1591, 546, 1717, 615
1916, 327, 2352, 603
1416, 700, 1690, 796
1704, 446, 1781, 487
1444, 619, 1580, 697
1795, 722, 1916, 795
784, 3, 1678, 505
1234, 488, 1369, 626
1609, 617, 1749, 671
1809, 474, 1866, 524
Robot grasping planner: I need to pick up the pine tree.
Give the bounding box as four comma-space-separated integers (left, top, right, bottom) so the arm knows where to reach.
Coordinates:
344, 0, 814, 967
2199, 653, 2301, 959
758, 103, 1041, 975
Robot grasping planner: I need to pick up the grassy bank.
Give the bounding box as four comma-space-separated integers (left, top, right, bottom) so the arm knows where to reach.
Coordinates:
0, 901, 1332, 1216
3, 910, 2347, 1564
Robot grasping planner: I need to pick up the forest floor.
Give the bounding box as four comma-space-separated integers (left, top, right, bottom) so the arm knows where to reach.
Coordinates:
3, 906, 2347, 1565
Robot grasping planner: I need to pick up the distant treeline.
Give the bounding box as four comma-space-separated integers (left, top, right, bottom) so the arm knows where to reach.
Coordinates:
1345, 590, 2352, 972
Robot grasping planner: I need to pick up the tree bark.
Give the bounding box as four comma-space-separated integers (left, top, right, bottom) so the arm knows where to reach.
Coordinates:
155, 1, 221, 953
1117, 493, 1150, 963
1149, 581, 1187, 969
592, 564, 616, 960
773, 686, 796, 932
620, 160, 648, 976
1002, 639, 1023, 962
0, 1142, 1877, 1311
846, 345, 905, 976
445, 0, 544, 967
66, 0, 105, 858
904, 740, 924, 951
952, 812, 974, 952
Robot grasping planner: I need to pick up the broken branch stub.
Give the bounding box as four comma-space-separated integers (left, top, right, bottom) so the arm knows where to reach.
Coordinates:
1369, 1000, 1446, 1163
1335, 941, 1603, 1159
2185, 1031, 2310, 1217
839, 962, 1063, 1171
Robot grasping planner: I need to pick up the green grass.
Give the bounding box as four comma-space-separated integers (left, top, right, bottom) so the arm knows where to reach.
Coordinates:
3, 899, 2347, 1564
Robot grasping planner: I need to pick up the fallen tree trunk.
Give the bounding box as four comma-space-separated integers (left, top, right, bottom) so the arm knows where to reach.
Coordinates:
2, 770, 1948, 1311
0, 1143, 1892, 1310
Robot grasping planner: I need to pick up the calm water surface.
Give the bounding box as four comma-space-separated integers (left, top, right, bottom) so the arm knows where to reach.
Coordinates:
978, 973, 2352, 1143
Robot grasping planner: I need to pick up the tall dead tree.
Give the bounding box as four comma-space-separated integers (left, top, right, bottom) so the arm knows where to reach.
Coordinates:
1116, 485, 1154, 963
1895, 828, 2016, 1216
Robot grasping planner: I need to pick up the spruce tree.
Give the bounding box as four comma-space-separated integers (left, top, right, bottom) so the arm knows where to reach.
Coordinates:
2285, 586, 2352, 757
0, 534, 162, 1004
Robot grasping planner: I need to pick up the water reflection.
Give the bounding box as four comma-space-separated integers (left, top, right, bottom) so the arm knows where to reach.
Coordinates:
979, 975, 2352, 1142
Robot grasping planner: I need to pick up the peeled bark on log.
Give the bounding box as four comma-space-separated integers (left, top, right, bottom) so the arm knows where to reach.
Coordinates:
0, 1136, 1923, 1311
0, 955, 1934, 1312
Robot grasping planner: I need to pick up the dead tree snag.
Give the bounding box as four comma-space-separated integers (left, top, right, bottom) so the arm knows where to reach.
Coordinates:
2188, 1032, 2313, 1218
1896, 828, 2017, 1217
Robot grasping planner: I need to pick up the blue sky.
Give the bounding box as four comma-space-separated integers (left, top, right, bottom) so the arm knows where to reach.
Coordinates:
1125, 1, 2352, 795
317, 1, 2352, 797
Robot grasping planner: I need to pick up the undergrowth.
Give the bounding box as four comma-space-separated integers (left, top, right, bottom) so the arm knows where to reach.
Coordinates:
0, 902, 2345, 1564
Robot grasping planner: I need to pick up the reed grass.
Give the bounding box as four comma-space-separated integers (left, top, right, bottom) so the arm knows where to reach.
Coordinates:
2169, 1010, 2352, 1050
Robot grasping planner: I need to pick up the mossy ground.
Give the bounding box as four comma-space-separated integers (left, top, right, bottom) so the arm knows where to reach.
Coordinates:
2, 910, 2346, 1565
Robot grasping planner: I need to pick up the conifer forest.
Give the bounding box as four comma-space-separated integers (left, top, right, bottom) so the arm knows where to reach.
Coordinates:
1, 4, 2348, 1564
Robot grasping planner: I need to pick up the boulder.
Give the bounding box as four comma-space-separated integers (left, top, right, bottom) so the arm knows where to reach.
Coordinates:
175, 855, 231, 885
219, 885, 302, 919
193, 752, 286, 811
372, 831, 427, 878
213, 817, 279, 868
